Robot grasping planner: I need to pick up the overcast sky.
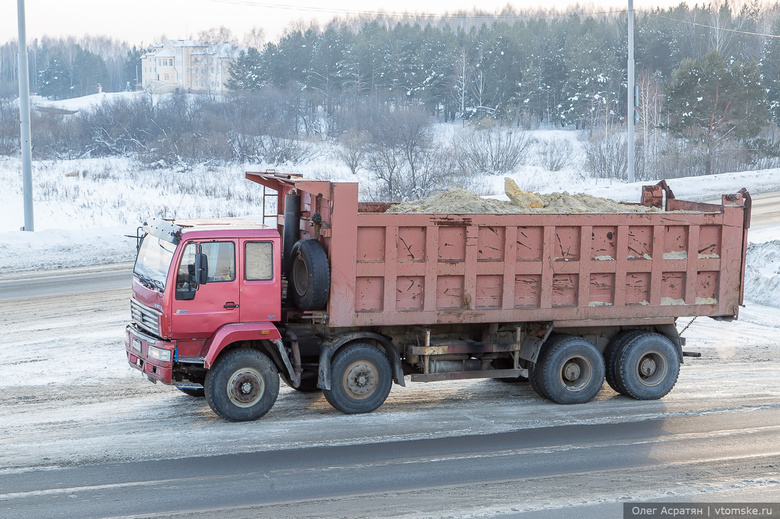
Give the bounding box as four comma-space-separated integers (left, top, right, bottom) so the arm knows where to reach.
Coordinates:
3, 0, 681, 46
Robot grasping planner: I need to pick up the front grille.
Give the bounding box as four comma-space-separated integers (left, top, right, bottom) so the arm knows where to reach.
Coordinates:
131, 299, 160, 337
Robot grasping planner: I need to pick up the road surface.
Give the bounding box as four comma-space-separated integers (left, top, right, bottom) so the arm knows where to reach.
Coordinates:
2, 409, 779, 519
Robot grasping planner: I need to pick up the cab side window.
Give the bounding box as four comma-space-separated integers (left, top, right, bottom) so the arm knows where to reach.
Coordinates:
202, 242, 235, 282
176, 242, 197, 292
245, 242, 273, 281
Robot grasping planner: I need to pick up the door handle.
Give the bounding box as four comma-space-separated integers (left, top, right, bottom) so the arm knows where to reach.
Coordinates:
224, 302, 239, 309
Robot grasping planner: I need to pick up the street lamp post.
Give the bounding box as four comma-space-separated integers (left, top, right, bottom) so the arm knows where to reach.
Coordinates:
17, 0, 34, 231
627, 0, 635, 183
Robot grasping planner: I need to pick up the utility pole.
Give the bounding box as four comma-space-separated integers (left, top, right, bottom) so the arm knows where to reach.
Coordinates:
17, 0, 34, 231
627, 0, 635, 183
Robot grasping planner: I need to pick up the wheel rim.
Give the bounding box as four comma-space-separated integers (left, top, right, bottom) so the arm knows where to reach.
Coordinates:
635, 350, 668, 387
342, 361, 378, 400
558, 355, 593, 392
293, 256, 309, 296
227, 367, 266, 408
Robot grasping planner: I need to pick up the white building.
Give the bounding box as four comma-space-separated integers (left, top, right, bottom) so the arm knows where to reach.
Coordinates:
141, 40, 244, 95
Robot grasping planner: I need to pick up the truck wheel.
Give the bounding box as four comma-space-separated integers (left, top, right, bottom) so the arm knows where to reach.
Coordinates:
616, 333, 680, 400
603, 330, 644, 395
323, 343, 392, 414
538, 336, 605, 405
176, 385, 205, 397
529, 334, 568, 400
528, 362, 546, 398
205, 349, 279, 422
289, 239, 330, 311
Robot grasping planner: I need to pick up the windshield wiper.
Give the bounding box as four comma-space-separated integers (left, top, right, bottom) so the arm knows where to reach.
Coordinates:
135, 272, 163, 291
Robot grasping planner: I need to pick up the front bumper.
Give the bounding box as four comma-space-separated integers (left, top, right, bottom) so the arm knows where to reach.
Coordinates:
125, 325, 176, 384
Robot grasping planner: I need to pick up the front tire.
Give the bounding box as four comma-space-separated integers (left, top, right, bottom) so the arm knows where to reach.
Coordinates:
205, 349, 279, 422
616, 333, 680, 400
323, 343, 392, 414
537, 336, 605, 405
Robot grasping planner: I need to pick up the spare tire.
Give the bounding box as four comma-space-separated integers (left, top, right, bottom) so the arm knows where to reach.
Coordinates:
289, 238, 330, 311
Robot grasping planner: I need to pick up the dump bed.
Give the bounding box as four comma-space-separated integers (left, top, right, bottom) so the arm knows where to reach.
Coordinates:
248, 172, 751, 329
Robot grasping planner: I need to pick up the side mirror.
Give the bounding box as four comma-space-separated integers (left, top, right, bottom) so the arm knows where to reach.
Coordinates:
195, 252, 209, 285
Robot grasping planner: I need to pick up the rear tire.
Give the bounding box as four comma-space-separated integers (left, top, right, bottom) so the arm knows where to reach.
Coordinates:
323, 343, 392, 414
538, 336, 605, 405
205, 349, 279, 422
529, 334, 568, 400
603, 330, 644, 395
616, 333, 680, 400
289, 239, 330, 311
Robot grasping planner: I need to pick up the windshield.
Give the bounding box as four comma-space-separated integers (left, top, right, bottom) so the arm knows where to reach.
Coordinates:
134, 235, 177, 291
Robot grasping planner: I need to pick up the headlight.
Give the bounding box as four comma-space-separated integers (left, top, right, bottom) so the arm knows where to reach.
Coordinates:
147, 345, 172, 363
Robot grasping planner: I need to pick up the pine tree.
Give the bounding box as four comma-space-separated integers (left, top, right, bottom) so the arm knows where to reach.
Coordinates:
762, 18, 780, 125
665, 51, 769, 175
227, 48, 266, 91
38, 54, 72, 99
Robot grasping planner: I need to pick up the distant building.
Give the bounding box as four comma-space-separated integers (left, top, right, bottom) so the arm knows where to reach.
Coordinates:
141, 40, 244, 95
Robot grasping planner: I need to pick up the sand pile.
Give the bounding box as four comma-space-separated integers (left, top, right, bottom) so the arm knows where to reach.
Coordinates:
386, 178, 660, 214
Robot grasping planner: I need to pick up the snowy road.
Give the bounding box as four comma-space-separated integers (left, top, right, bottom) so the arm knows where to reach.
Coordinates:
2, 409, 780, 519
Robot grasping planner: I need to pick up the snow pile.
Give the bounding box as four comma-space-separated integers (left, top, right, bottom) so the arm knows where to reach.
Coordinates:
744, 241, 780, 308
0, 226, 136, 272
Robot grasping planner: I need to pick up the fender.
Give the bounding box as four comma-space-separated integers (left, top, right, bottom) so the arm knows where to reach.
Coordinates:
203, 322, 282, 369
317, 332, 405, 390
655, 323, 684, 363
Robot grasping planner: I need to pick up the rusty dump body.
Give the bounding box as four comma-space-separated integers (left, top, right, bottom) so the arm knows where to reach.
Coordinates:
249, 173, 750, 332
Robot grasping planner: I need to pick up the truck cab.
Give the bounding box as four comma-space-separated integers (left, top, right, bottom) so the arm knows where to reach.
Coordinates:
126, 218, 284, 418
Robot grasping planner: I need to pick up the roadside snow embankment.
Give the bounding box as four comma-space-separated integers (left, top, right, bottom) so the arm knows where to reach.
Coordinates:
744, 241, 780, 308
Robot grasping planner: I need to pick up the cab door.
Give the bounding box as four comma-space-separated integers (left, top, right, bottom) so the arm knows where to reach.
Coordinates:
171, 240, 240, 340
239, 238, 281, 323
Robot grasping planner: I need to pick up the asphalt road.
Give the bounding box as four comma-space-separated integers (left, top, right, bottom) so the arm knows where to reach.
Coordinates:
0, 263, 132, 302
2, 408, 779, 519
749, 191, 780, 227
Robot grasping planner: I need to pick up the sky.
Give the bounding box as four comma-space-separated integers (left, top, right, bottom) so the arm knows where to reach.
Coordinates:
3, 0, 684, 46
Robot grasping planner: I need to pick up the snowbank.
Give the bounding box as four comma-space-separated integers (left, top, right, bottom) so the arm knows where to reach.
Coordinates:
744, 241, 780, 308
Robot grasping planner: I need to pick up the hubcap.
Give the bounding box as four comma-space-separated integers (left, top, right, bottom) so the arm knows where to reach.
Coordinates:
559, 355, 592, 392
227, 367, 265, 408
343, 361, 378, 400
636, 351, 667, 387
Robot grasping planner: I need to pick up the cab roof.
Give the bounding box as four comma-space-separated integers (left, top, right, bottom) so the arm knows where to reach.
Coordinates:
144, 217, 275, 244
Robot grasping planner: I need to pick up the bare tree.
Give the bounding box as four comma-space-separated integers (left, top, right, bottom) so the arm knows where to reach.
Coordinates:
455, 120, 530, 174
535, 138, 573, 171
242, 26, 266, 50
338, 130, 369, 174
197, 26, 237, 45
636, 69, 664, 177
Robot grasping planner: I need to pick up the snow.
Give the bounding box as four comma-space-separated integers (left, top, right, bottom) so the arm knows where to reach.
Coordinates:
30, 92, 139, 113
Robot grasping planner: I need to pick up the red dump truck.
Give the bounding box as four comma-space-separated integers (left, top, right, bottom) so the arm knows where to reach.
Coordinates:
126, 172, 751, 421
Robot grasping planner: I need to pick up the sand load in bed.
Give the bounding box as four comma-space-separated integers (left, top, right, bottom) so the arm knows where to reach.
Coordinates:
386, 178, 661, 214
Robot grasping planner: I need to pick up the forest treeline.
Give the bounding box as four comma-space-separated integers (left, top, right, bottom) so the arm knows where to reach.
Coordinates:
2, 3, 780, 192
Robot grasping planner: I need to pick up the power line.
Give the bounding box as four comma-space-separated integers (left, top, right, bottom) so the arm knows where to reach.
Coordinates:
636, 9, 780, 39
204, 0, 625, 20
206, 0, 780, 39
